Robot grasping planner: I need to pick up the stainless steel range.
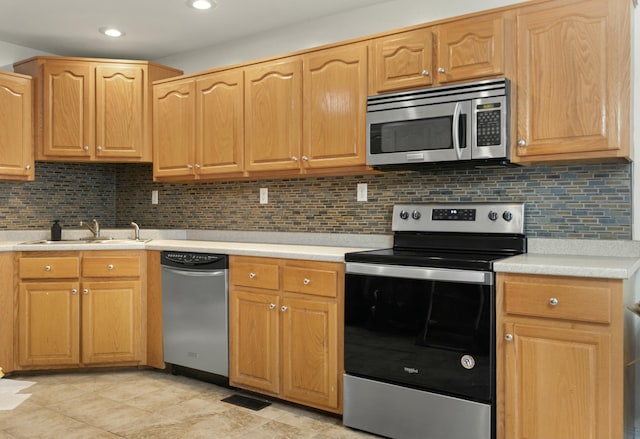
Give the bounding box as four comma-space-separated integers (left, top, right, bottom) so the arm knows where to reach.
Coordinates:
343, 202, 526, 439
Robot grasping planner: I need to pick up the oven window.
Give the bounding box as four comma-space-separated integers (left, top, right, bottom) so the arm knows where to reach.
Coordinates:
370, 115, 467, 154
344, 273, 494, 402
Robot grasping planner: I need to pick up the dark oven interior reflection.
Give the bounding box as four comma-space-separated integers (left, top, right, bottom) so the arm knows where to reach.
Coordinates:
345, 273, 494, 402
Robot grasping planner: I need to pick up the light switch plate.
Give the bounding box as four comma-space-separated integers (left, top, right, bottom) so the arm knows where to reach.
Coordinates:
260, 187, 268, 204
151, 190, 158, 205
357, 183, 367, 202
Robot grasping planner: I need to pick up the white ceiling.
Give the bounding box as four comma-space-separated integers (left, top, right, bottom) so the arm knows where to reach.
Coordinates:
0, 0, 391, 61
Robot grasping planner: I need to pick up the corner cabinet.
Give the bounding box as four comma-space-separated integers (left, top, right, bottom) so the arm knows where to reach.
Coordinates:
496, 273, 627, 439
0, 71, 33, 181
15, 251, 145, 369
369, 11, 513, 94
13, 56, 181, 162
229, 256, 343, 413
513, 0, 630, 162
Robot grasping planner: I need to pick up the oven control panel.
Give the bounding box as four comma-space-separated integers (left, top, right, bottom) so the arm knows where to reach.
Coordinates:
393, 202, 524, 234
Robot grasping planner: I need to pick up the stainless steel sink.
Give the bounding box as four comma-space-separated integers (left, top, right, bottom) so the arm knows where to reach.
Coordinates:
19, 238, 150, 245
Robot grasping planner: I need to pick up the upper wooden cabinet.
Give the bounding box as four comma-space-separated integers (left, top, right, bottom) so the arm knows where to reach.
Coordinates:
513, 0, 630, 162
0, 71, 33, 181
370, 12, 512, 94
13, 56, 181, 163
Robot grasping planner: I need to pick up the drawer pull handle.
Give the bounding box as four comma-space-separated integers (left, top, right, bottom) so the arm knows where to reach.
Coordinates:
549, 297, 559, 306
505, 334, 513, 342
269, 303, 276, 310
303, 278, 310, 285
71, 289, 78, 295
281, 306, 288, 312
249, 272, 256, 279
82, 289, 89, 295
107, 264, 114, 270
44, 265, 51, 271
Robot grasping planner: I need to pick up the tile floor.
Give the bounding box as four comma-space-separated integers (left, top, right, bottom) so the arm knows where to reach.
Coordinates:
0, 369, 380, 439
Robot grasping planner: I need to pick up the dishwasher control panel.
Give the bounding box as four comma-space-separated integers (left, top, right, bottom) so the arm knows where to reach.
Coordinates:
161, 251, 228, 269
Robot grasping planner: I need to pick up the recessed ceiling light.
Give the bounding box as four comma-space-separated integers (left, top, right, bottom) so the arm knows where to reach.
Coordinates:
99, 27, 124, 38
188, 0, 214, 10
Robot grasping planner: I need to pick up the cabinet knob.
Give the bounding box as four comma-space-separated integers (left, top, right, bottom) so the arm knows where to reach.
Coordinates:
422, 70, 430, 77
549, 297, 559, 306
107, 264, 114, 270
302, 156, 308, 162
517, 139, 526, 147
505, 334, 513, 342
303, 278, 311, 285
25, 165, 31, 170
82, 288, 89, 295
186, 164, 193, 169
438, 67, 446, 73
44, 265, 51, 272
281, 305, 288, 312
97, 145, 103, 151
83, 145, 89, 152
291, 156, 298, 162
194, 164, 201, 170
249, 272, 256, 279
71, 288, 78, 295
269, 303, 276, 310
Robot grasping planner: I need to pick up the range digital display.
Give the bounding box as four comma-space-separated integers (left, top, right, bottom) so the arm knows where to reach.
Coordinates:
432, 208, 476, 221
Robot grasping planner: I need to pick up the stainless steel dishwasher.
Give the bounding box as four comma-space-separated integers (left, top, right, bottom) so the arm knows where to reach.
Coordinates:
161, 251, 229, 377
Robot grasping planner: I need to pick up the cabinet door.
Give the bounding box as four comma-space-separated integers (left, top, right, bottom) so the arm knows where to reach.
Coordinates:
95, 65, 145, 160
514, 0, 630, 161
303, 44, 367, 170
229, 290, 280, 393
436, 12, 507, 84
281, 296, 338, 409
196, 70, 244, 177
18, 281, 80, 367
152, 79, 196, 179
503, 322, 614, 439
0, 72, 33, 180
370, 28, 433, 94
81, 280, 141, 364
42, 61, 92, 158
244, 58, 302, 172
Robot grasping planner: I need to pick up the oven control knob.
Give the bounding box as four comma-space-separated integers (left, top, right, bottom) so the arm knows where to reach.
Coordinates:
488, 211, 498, 221
503, 211, 513, 222
461, 355, 475, 370
411, 210, 421, 220
399, 210, 409, 220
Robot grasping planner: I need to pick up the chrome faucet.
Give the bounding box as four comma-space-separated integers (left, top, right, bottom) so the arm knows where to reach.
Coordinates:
80, 219, 100, 238
130, 222, 140, 240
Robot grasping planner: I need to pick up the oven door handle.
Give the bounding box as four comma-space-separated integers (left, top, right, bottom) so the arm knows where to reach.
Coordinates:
345, 262, 493, 285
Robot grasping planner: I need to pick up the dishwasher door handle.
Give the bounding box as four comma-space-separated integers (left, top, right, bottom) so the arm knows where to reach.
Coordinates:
162, 267, 226, 277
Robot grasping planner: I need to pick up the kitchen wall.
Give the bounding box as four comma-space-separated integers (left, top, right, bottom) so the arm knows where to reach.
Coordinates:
113, 162, 631, 239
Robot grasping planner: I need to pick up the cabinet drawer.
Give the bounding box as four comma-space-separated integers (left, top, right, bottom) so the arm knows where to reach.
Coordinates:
82, 256, 141, 278
503, 277, 612, 324
231, 261, 279, 290
283, 266, 338, 298
19, 257, 80, 279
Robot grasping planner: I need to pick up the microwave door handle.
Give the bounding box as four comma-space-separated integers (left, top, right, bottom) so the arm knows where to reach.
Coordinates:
452, 102, 462, 160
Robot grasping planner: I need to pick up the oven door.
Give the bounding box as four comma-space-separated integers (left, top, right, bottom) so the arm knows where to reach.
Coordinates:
344, 262, 495, 403
367, 100, 472, 166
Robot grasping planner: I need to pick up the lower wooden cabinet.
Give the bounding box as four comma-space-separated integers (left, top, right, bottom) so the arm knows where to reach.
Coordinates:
229, 256, 342, 413
16, 251, 145, 369
496, 273, 626, 439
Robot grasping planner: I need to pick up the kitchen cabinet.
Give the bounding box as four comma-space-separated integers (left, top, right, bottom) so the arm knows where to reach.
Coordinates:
153, 69, 244, 180
0, 71, 34, 181
0, 253, 15, 373
496, 273, 625, 439
513, 0, 630, 162
13, 56, 181, 162
229, 256, 342, 413
369, 12, 512, 94
16, 251, 145, 369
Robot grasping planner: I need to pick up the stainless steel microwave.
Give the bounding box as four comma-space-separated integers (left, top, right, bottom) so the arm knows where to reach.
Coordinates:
366, 78, 510, 168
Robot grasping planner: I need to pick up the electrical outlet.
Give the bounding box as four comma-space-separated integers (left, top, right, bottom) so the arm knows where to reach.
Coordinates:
357, 183, 368, 202
260, 187, 268, 204
151, 190, 159, 205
